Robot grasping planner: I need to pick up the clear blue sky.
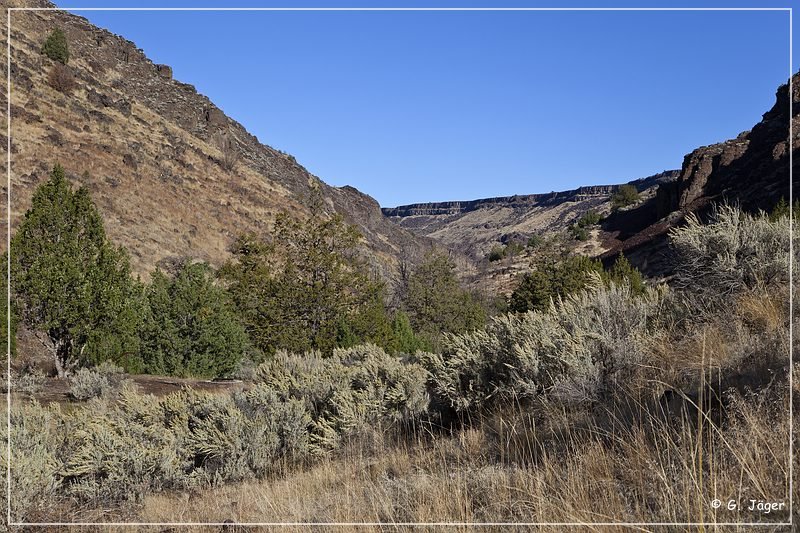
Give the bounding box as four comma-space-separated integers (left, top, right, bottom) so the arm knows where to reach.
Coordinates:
57, 1, 794, 206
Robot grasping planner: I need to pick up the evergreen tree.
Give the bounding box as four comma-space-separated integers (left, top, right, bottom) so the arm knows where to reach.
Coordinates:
140, 262, 249, 378
41, 28, 69, 65
611, 184, 640, 210
769, 197, 800, 222
0, 254, 17, 359
403, 252, 486, 346
509, 255, 604, 313
389, 310, 430, 354
510, 252, 647, 314
603, 253, 645, 295
221, 211, 391, 355
10, 165, 141, 375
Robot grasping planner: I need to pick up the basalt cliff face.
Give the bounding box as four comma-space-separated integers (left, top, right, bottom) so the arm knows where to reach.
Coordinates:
1, 1, 438, 281
602, 74, 798, 275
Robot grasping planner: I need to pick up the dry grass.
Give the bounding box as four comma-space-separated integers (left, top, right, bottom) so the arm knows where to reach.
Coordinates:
140, 377, 794, 531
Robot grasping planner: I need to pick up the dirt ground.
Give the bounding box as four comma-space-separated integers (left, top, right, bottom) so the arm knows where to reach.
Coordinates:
15, 373, 249, 406
10, 326, 249, 405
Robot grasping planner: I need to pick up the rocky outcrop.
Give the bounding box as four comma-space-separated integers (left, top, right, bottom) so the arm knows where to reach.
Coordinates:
385, 185, 618, 218
667, 78, 796, 215
382, 171, 678, 261
602, 74, 798, 275
384, 172, 678, 219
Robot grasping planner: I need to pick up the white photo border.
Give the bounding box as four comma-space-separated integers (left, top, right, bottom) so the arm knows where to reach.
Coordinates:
5, 5, 794, 528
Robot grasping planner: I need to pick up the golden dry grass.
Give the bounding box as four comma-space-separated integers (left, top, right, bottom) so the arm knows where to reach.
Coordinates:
139, 376, 794, 532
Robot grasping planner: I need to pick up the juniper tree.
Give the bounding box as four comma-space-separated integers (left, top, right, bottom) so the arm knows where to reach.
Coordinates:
611, 184, 640, 210
10, 164, 142, 375
0, 254, 17, 359
41, 28, 69, 65
221, 211, 392, 355
402, 251, 486, 347
509, 255, 604, 313
139, 261, 249, 378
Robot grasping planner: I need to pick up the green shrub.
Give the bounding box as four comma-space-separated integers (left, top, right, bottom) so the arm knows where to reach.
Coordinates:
488, 246, 505, 262
611, 184, 640, 210
41, 28, 69, 64
389, 310, 430, 354
509, 255, 604, 313
140, 262, 249, 378
402, 252, 486, 346
603, 253, 645, 295
221, 211, 390, 356
768, 197, 800, 222
1, 256, 18, 358
569, 224, 589, 241
527, 234, 544, 248
577, 210, 602, 227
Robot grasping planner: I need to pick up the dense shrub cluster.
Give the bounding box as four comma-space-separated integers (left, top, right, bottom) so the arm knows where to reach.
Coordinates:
487, 241, 524, 262
401, 252, 486, 348
256, 344, 429, 455
139, 262, 250, 378
69, 361, 126, 400
510, 253, 644, 313
9, 168, 263, 378
5, 344, 428, 520
424, 280, 666, 413
509, 255, 604, 313
221, 210, 399, 356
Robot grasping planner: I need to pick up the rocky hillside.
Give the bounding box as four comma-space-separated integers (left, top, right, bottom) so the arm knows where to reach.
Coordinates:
1, 1, 438, 283
383, 171, 678, 260
601, 73, 798, 275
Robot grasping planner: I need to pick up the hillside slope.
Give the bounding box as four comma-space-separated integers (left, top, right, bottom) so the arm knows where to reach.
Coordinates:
1, 1, 438, 282
383, 171, 679, 260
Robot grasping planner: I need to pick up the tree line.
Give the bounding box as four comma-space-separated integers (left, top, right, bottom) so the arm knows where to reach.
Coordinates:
6, 165, 488, 378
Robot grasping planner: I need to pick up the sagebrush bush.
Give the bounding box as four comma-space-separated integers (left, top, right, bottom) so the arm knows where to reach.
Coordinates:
14, 367, 46, 394
423, 279, 667, 413
69, 367, 110, 400
6, 402, 62, 522
8, 346, 425, 509
670, 205, 791, 302
256, 344, 429, 455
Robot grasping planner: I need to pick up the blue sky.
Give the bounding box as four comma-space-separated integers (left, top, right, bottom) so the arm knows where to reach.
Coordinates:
57, 1, 794, 206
